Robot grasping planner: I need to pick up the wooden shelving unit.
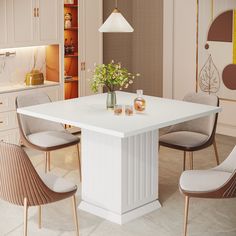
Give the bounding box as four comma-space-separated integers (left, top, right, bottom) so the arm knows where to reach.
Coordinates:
64, 4, 79, 8
64, 52, 79, 58
64, 0, 79, 100
64, 27, 78, 31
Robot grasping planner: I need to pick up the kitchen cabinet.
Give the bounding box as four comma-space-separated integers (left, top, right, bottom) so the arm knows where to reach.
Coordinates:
12, 0, 61, 45
61, 0, 102, 134
63, 0, 103, 98
38, 0, 60, 43
0, 0, 62, 48
0, 0, 8, 45
79, 0, 103, 97
12, 0, 34, 43
64, 1, 79, 99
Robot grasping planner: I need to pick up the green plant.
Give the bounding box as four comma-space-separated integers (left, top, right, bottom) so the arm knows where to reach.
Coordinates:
90, 60, 140, 93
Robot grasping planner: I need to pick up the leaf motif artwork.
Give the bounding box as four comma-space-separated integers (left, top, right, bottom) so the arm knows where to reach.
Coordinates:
199, 54, 220, 94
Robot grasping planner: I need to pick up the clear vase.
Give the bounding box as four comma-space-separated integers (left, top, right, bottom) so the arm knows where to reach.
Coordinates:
106, 91, 116, 110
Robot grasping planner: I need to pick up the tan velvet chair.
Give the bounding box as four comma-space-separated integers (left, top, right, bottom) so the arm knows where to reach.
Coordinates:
16, 92, 81, 179
179, 145, 236, 236
0, 142, 79, 236
159, 92, 220, 170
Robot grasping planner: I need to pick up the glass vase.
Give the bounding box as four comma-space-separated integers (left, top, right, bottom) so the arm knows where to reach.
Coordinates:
106, 91, 116, 110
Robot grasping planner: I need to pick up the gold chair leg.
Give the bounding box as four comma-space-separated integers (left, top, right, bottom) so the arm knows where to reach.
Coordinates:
213, 140, 220, 165
183, 151, 186, 171
47, 152, 51, 172
72, 195, 79, 236
189, 152, 193, 170
23, 198, 28, 236
76, 144, 82, 182
184, 196, 190, 236
45, 152, 48, 173
38, 205, 42, 229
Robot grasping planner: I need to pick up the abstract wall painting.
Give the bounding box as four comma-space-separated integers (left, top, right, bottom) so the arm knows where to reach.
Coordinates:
198, 0, 236, 101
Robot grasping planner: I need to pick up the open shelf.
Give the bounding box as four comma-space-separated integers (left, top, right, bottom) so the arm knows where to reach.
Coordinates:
64, 0, 79, 100
65, 52, 78, 58
64, 27, 78, 31
64, 76, 79, 83
64, 4, 78, 8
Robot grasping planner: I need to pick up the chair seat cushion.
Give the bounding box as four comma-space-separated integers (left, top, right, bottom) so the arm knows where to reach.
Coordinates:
38, 172, 77, 193
180, 170, 232, 192
27, 131, 79, 148
159, 131, 209, 148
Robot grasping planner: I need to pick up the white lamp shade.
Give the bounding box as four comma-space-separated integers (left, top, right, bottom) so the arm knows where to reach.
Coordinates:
99, 9, 134, 33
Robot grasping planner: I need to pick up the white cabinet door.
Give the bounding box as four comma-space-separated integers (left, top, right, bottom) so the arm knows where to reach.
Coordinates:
79, 0, 103, 96
12, 0, 35, 43
0, 0, 61, 48
0, 0, 8, 45
37, 0, 60, 43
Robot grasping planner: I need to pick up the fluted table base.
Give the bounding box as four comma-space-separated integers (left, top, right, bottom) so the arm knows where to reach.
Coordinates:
79, 129, 161, 224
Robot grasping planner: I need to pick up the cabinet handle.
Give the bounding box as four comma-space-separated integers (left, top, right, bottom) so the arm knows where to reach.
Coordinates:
0, 102, 3, 105
37, 8, 39, 17
81, 62, 86, 71
33, 8, 36, 17
0, 121, 3, 124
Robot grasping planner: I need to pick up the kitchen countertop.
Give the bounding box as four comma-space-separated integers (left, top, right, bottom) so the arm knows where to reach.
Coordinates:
0, 80, 60, 94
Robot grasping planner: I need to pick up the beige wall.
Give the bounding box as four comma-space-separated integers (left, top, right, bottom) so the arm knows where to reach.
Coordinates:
103, 0, 133, 71
103, 0, 163, 97
163, 0, 236, 137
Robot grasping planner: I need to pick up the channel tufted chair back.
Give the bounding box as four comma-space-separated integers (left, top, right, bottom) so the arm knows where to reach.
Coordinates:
0, 142, 76, 206
0, 142, 79, 236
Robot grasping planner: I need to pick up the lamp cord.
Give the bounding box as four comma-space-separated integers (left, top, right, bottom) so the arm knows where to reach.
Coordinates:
115, 0, 118, 8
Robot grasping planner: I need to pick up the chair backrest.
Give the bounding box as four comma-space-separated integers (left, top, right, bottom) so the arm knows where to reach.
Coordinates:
16, 92, 64, 136
0, 142, 76, 206
215, 146, 236, 173
213, 146, 236, 198
169, 92, 219, 137
0, 142, 56, 206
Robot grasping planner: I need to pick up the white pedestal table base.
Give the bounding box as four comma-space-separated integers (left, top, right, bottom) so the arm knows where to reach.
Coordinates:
79, 129, 161, 224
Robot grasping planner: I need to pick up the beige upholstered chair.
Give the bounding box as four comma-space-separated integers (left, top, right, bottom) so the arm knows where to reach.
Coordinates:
0, 142, 79, 236
159, 92, 219, 170
16, 92, 81, 179
179, 145, 236, 236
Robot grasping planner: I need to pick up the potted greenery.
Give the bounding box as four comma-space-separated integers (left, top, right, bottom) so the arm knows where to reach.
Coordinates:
91, 60, 140, 109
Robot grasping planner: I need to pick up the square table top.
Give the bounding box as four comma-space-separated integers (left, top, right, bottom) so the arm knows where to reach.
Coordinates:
17, 92, 221, 138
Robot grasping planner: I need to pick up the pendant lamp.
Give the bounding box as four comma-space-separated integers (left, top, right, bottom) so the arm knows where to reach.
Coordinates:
99, 0, 134, 33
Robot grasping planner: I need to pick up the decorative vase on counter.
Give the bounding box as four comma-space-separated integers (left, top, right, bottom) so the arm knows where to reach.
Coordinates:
25, 69, 44, 86
106, 91, 116, 110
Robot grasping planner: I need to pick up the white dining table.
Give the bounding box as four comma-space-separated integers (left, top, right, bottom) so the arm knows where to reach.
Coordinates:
17, 91, 221, 224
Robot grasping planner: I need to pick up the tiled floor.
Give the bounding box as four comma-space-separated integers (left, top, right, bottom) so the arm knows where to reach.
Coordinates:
0, 134, 236, 236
